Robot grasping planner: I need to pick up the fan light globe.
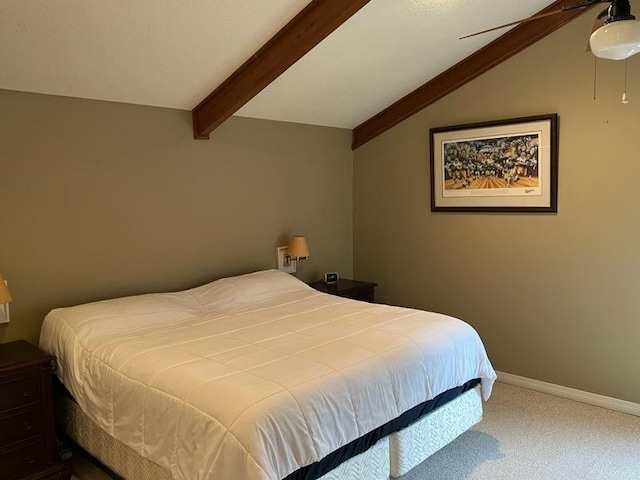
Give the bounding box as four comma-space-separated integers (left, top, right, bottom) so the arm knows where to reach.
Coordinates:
590, 19, 640, 60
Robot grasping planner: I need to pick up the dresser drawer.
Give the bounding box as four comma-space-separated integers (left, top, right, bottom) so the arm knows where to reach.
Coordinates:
0, 406, 43, 446
0, 375, 41, 412
0, 439, 47, 479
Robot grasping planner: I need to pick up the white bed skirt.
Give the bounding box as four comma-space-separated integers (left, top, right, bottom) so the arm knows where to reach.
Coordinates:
317, 437, 390, 480
389, 386, 483, 477
58, 385, 482, 480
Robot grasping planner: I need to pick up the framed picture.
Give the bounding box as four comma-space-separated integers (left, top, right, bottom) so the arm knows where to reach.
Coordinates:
430, 114, 558, 213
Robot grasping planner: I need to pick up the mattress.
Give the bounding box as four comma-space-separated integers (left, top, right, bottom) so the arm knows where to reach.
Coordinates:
58, 391, 391, 480
57, 385, 482, 480
40, 269, 496, 480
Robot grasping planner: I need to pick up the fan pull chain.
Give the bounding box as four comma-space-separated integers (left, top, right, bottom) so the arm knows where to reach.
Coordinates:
622, 59, 629, 104
593, 56, 598, 101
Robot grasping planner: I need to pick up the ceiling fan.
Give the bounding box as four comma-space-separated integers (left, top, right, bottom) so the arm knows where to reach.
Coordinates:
461, 0, 640, 60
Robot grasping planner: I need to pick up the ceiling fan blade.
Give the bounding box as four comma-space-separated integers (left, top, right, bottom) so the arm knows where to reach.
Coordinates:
459, 11, 562, 39
586, 8, 609, 52
460, 0, 605, 40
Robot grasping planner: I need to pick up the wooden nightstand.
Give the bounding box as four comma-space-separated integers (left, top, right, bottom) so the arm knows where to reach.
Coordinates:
0, 341, 71, 480
309, 278, 378, 303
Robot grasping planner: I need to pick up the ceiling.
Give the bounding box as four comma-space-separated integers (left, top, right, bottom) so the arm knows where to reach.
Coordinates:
1, 0, 557, 129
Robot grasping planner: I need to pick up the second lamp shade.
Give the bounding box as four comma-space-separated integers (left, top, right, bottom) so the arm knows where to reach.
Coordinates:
287, 236, 310, 259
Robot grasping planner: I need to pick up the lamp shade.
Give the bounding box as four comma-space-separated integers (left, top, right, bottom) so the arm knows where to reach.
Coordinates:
590, 20, 640, 60
0, 273, 12, 304
287, 236, 310, 259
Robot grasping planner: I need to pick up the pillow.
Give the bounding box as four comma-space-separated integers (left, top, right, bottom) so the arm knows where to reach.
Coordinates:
188, 269, 312, 307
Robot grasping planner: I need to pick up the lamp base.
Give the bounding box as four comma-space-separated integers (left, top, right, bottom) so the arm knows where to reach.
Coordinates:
276, 246, 296, 273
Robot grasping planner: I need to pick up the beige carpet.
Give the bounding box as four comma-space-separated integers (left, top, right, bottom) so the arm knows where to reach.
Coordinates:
71, 382, 640, 479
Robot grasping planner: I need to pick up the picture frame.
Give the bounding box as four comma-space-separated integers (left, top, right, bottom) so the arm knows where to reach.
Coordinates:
429, 114, 558, 213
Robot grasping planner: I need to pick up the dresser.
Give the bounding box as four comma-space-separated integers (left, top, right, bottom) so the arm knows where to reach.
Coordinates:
0, 341, 70, 480
309, 278, 378, 302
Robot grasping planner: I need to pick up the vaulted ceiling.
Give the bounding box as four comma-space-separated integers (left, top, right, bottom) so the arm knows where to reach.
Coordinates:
1, 1, 589, 146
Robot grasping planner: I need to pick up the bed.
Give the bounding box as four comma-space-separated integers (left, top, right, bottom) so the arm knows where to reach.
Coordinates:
40, 269, 496, 480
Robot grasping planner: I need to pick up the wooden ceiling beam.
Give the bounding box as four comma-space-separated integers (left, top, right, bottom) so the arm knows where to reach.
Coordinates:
352, 0, 591, 150
192, 0, 371, 139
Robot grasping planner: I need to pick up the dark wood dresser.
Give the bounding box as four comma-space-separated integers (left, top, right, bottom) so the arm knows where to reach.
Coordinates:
309, 278, 378, 303
0, 341, 70, 480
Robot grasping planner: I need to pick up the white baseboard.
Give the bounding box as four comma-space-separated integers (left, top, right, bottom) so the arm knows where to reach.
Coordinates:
496, 371, 640, 418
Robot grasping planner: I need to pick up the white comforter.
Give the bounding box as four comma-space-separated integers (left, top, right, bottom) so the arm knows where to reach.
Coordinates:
40, 270, 496, 480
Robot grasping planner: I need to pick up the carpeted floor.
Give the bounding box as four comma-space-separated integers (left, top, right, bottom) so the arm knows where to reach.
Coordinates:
404, 382, 640, 480
71, 382, 640, 479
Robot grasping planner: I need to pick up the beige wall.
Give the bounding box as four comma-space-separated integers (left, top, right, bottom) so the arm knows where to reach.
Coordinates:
354, 13, 640, 403
0, 89, 353, 344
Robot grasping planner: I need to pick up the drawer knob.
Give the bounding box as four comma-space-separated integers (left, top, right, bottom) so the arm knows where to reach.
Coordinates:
24, 422, 33, 431
20, 387, 30, 397
25, 455, 35, 464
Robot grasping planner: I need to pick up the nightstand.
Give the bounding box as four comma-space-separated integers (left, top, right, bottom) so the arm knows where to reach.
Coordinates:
309, 278, 378, 302
0, 341, 71, 480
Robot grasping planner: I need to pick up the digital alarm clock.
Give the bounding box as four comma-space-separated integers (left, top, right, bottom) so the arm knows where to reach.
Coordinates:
324, 272, 339, 284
